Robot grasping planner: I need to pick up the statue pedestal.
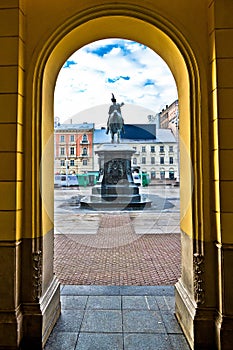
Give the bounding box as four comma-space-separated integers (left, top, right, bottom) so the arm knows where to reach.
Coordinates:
80, 144, 151, 210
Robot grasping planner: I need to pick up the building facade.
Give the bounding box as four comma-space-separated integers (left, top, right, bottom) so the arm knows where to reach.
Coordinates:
159, 100, 179, 137
54, 123, 94, 174
94, 126, 178, 181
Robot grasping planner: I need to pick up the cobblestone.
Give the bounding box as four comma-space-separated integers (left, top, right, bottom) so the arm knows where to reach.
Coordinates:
54, 213, 181, 285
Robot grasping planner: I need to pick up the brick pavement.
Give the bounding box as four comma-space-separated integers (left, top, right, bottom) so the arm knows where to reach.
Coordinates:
54, 213, 181, 286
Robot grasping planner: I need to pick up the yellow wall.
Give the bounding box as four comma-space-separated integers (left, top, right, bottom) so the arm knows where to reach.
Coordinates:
0, 1, 25, 241
0, 0, 215, 243
1, 0, 233, 348
21, 0, 210, 243
2, 2, 232, 244
4, 0, 231, 247
210, 0, 233, 245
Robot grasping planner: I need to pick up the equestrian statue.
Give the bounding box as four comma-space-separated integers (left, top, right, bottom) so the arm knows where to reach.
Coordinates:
106, 93, 124, 143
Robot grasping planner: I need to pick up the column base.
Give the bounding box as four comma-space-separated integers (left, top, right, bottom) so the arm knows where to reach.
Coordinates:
175, 279, 216, 349
175, 279, 195, 348
21, 276, 60, 349
0, 306, 23, 349
216, 312, 233, 350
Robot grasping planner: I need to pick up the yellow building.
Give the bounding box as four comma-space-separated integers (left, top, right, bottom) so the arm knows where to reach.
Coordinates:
0, 0, 233, 348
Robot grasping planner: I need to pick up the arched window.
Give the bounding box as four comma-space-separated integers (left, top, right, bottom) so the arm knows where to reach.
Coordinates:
169, 167, 175, 179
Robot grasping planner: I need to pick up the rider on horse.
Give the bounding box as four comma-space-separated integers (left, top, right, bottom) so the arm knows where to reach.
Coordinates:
106, 94, 125, 142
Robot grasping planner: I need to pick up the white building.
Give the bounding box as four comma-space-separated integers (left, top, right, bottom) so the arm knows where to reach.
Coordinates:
94, 125, 178, 181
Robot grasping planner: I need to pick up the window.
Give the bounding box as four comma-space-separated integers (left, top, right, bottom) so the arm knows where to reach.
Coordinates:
151, 171, 156, 179
82, 147, 87, 155
133, 147, 137, 152
169, 171, 175, 180
169, 157, 173, 164
151, 157, 155, 164
160, 171, 165, 179
133, 157, 137, 165
160, 157, 164, 164
60, 135, 65, 142
169, 145, 173, 152
142, 157, 146, 164
151, 146, 155, 153
70, 159, 74, 166
60, 160, 65, 166
70, 135, 74, 142
142, 146, 146, 153
160, 145, 164, 153
60, 147, 65, 156
83, 159, 87, 166
82, 134, 88, 142
70, 147, 75, 155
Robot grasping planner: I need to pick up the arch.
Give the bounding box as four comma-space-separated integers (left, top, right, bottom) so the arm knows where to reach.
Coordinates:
26, 4, 210, 348
36, 5, 203, 238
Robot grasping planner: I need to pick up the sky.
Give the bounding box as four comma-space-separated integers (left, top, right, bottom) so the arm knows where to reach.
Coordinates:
54, 39, 178, 127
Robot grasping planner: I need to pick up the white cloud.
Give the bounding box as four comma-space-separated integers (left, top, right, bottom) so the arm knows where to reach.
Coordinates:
54, 39, 178, 123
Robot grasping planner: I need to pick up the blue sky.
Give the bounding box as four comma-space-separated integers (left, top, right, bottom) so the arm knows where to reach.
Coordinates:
54, 39, 178, 125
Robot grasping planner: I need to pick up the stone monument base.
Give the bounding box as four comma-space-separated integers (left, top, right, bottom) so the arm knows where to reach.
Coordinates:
80, 192, 151, 210
80, 144, 151, 210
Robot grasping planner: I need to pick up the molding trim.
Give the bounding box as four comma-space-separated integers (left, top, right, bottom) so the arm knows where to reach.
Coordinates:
193, 253, 205, 305
215, 242, 233, 251
0, 240, 22, 247
32, 250, 42, 301
40, 276, 61, 346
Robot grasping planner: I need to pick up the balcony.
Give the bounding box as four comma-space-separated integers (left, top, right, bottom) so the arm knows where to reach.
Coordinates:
80, 139, 89, 144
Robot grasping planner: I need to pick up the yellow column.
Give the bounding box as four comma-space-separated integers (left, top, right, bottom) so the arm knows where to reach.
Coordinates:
0, 1, 25, 348
210, 0, 233, 348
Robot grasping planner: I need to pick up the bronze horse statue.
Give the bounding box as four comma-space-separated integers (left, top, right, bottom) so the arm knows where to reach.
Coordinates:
106, 94, 124, 143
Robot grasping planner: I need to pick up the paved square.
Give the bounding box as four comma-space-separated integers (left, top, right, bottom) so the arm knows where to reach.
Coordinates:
54, 186, 181, 286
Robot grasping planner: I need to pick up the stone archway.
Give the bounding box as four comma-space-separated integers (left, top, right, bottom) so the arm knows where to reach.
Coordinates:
26, 4, 212, 348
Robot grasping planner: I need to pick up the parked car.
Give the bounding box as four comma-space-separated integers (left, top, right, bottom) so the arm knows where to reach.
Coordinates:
54, 174, 79, 187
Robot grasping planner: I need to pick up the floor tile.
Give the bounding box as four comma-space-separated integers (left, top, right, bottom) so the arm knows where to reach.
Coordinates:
120, 285, 174, 296
86, 296, 121, 310
161, 312, 183, 334
61, 296, 88, 310
44, 286, 190, 349
124, 333, 172, 350
155, 296, 175, 311
81, 310, 122, 332
163, 296, 176, 312
75, 333, 123, 350
54, 310, 84, 332
61, 285, 120, 296
122, 296, 158, 310
123, 310, 166, 333
168, 334, 191, 349
45, 332, 78, 350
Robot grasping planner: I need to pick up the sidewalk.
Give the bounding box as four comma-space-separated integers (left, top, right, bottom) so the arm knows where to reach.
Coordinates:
45, 285, 190, 350
54, 213, 181, 286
